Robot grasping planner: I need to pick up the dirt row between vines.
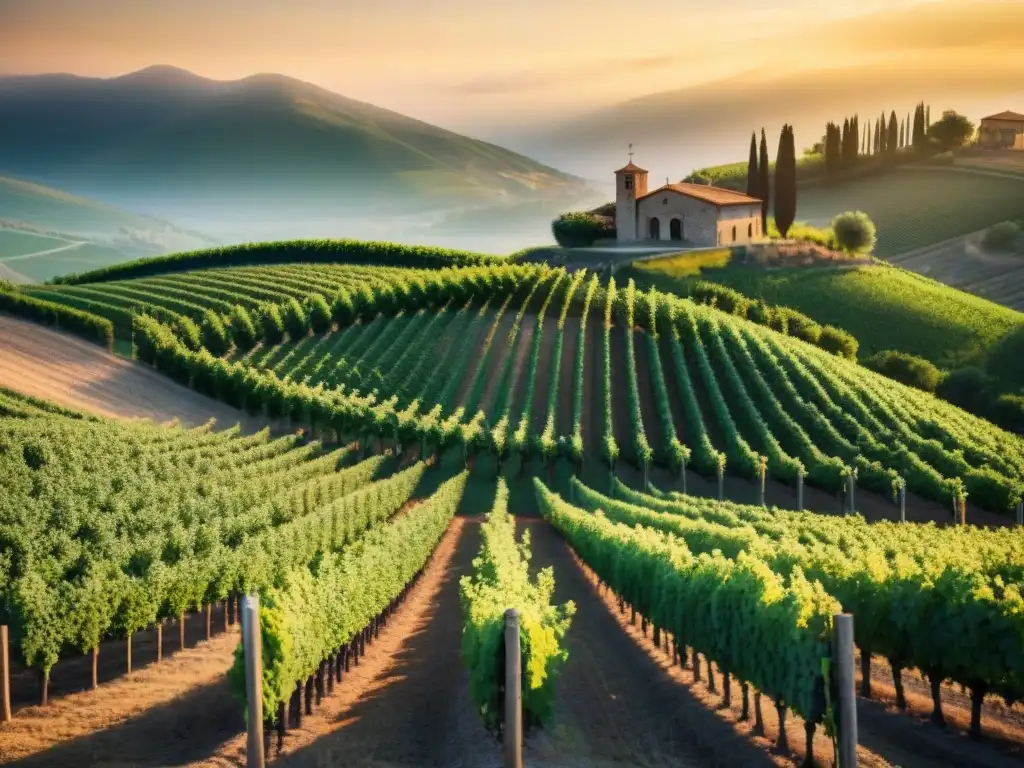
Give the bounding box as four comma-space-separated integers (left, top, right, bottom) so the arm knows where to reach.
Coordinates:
0, 314, 276, 434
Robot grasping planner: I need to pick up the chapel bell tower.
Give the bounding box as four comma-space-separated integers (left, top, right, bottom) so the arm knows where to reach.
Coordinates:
614, 144, 648, 243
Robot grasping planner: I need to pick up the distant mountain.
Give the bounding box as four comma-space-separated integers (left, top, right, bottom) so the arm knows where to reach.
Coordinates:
0, 66, 596, 240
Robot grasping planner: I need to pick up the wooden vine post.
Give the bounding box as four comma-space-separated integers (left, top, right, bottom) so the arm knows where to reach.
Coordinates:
833, 613, 858, 768
796, 466, 804, 511
757, 457, 767, 507
1, 625, 11, 723
504, 609, 523, 768
899, 479, 907, 523
241, 594, 266, 768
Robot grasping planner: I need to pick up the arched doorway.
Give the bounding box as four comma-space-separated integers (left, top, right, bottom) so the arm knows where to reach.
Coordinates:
649, 217, 661, 240
670, 218, 682, 241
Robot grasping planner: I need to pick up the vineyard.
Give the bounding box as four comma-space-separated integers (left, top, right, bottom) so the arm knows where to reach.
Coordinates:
3, 245, 1024, 765
538, 475, 1024, 741
9, 256, 1024, 523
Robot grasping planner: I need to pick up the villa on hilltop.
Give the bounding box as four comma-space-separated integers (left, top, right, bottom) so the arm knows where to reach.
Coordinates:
979, 111, 1024, 150
600, 155, 764, 247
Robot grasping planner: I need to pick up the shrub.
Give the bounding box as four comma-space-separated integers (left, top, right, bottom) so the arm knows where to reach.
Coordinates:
305, 294, 333, 334
689, 281, 750, 317
982, 221, 1021, 251
818, 325, 859, 359
227, 305, 258, 352
783, 310, 822, 345
986, 325, 1024, 390
552, 212, 605, 248
281, 297, 309, 339
989, 394, 1024, 434
937, 367, 994, 413
172, 315, 203, 351
864, 350, 943, 392
200, 311, 231, 357
831, 211, 876, 255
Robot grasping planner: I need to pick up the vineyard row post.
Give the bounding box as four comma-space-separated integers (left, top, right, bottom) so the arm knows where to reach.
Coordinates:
504, 608, 523, 768
1, 625, 10, 723
796, 468, 804, 512
833, 613, 858, 768
242, 594, 266, 768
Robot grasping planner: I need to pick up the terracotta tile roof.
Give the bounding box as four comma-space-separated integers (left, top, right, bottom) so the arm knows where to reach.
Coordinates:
981, 111, 1024, 122
638, 182, 761, 207
615, 161, 648, 173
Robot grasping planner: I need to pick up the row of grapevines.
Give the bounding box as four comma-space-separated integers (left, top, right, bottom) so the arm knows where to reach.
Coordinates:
535, 479, 838, 726
578, 478, 1024, 723
642, 289, 690, 475
510, 272, 568, 466
538, 270, 586, 469
621, 280, 653, 476
232, 471, 469, 721
569, 275, 599, 466
600, 278, 619, 469
459, 479, 574, 730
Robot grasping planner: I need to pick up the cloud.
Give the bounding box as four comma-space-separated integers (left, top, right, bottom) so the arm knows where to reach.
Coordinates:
446, 55, 679, 96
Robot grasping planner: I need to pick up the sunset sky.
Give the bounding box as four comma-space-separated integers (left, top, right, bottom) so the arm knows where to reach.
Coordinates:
3, 0, 1004, 129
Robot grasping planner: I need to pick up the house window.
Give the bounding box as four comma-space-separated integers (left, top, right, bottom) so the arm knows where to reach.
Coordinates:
624, 175, 633, 190
748, 223, 753, 238
732, 226, 737, 242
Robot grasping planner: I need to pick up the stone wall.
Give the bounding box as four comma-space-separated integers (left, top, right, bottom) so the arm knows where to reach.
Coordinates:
636, 192, 762, 247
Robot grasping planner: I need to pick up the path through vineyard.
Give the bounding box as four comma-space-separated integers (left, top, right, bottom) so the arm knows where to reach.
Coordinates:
0, 315, 277, 433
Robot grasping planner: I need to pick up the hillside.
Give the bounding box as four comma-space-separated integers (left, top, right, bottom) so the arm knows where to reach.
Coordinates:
0, 175, 215, 282
0, 67, 596, 242
13, 258, 1024, 523
627, 247, 1024, 370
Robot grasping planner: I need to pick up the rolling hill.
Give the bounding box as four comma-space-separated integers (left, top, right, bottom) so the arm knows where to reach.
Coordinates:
0, 66, 597, 243
0, 174, 216, 282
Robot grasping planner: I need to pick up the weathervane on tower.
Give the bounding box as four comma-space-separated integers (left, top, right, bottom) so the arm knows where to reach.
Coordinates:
627, 143, 634, 162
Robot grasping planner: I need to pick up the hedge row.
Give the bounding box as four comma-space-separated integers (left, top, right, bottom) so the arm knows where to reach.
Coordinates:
686, 281, 859, 359
50, 239, 507, 286
0, 289, 114, 350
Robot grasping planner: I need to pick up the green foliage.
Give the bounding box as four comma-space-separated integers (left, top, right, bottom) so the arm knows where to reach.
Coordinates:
863, 350, 943, 393
937, 367, 994, 414
0, 288, 113, 350
231, 471, 468, 722
537, 480, 838, 725
817, 325, 858, 360
990, 394, 1024, 434
567, 477, 1024, 710
227, 305, 259, 352
200, 310, 231, 357
255, 303, 286, 345
551, 212, 605, 248
986, 326, 1024, 390
304, 294, 333, 334
281, 297, 309, 340
927, 112, 976, 151
460, 480, 574, 731
50, 239, 504, 285
773, 124, 797, 237
831, 211, 877, 255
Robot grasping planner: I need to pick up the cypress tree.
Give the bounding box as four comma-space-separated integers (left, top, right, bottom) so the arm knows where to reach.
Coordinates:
906, 111, 911, 144
888, 111, 898, 154
774, 124, 797, 238
758, 128, 770, 234
899, 118, 905, 149
746, 132, 759, 198
874, 119, 881, 154
912, 103, 924, 146
926, 104, 931, 132
841, 119, 850, 167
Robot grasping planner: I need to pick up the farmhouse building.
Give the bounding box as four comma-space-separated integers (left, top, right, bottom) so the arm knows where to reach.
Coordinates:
979, 111, 1024, 150
610, 158, 763, 247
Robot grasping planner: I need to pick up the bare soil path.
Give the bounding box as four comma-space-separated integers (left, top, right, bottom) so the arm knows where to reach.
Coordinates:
0, 314, 275, 433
